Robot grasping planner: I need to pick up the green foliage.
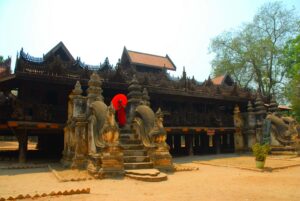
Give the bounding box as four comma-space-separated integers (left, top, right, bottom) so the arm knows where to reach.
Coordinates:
0, 56, 3, 63
252, 143, 271, 161
209, 1, 300, 102
282, 34, 300, 121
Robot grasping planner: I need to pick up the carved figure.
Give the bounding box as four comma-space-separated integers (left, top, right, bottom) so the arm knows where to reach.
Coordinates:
266, 114, 300, 146
89, 101, 119, 149
132, 105, 155, 147
101, 105, 119, 146
132, 105, 168, 148
149, 108, 168, 148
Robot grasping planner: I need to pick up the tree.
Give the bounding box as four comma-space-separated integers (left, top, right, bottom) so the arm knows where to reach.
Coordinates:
209, 1, 299, 102
0, 56, 4, 63
282, 34, 300, 120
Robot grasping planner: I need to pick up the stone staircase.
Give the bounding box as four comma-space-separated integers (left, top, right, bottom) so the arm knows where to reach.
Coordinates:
120, 130, 153, 170
270, 146, 298, 156
120, 129, 168, 181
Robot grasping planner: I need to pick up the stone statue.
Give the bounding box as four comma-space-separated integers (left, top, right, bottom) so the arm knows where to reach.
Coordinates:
89, 101, 119, 149
101, 105, 119, 146
132, 105, 173, 171
132, 105, 169, 150
149, 108, 169, 149
132, 104, 156, 147
266, 113, 300, 146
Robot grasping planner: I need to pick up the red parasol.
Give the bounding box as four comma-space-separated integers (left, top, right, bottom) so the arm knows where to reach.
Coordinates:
111, 94, 128, 110
111, 94, 128, 127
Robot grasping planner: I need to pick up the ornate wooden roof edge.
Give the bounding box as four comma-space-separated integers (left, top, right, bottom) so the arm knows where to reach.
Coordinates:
166, 54, 177, 71
44, 41, 75, 62
19, 48, 44, 63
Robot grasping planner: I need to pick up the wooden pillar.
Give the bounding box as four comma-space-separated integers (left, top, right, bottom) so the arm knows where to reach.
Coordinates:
215, 133, 221, 154
17, 130, 28, 163
174, 135, 181, 154
166, 134, 173, 151
194, 134, 199, 154
185, 135, 194, 156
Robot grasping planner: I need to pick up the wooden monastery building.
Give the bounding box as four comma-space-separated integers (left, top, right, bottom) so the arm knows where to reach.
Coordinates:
0, 42, 253, 162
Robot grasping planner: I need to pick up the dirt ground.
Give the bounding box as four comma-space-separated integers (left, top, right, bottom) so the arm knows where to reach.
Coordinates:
1, 154, 300, 201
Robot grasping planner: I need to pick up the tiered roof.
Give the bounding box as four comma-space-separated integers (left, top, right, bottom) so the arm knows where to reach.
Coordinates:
121, 47, 176, 71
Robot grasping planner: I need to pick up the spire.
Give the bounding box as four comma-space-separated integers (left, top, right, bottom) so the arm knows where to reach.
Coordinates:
87, 72, 103, 101
72, 81, 83, 95
142, 88, 150, 106
247, 101, 254, 113
268, 96, 278, 113
128, 75, 142, 106
255, 95, 266, 115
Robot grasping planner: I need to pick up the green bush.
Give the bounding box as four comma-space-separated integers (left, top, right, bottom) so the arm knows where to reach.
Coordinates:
252, 143, 270, 161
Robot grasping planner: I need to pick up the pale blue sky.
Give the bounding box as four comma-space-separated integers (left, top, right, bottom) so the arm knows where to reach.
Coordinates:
0, 0, 299, 81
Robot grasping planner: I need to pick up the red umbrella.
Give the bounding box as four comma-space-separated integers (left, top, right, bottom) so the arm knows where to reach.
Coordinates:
111, 94, 128, 110
111, 94, 128, 127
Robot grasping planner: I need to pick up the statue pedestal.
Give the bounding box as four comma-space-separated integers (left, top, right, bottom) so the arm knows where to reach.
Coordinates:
148, 146, 174, 172
87, 153, 102, 178
71, 154, 87, 169
99, 146, 124, 178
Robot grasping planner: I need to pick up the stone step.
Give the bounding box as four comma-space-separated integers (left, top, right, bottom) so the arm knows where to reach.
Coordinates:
125, 172, 167, 182
123, 150, 148, 156
271, 146, 296, 152
125, 169, 160, 176
120, 139, 142, 145
122, 144, 144, 150
124, 156, 150, 163
120, 128, 131, 133
270, 151, 298, 155
120, 133, 134, 138
124, 162, 153, 169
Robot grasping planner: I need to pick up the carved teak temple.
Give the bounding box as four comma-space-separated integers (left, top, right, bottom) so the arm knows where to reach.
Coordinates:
1, 42, 298, 167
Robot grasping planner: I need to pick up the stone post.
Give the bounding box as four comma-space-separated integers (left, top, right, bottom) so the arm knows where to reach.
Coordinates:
247, 101, 256, 149
254, 95, 266, 144
72, 121, 88, 169
70, 81, 88, 169
126, 75, 142, 135
268, 96, 278, 114
142, 88, 150, 106
233, 105, 244, 152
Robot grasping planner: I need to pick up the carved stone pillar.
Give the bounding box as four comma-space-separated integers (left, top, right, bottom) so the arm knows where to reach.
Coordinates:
255, 95, 266, 144
69, 81, 88, 169
247, 101, 256, 149
233, 105, 244, 152
72, 121, 88, 169
126, 75, 142, 133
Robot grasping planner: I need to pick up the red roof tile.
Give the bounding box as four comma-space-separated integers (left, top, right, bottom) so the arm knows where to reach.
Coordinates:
126, 50, 176, 71
211, 75, 225, 85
